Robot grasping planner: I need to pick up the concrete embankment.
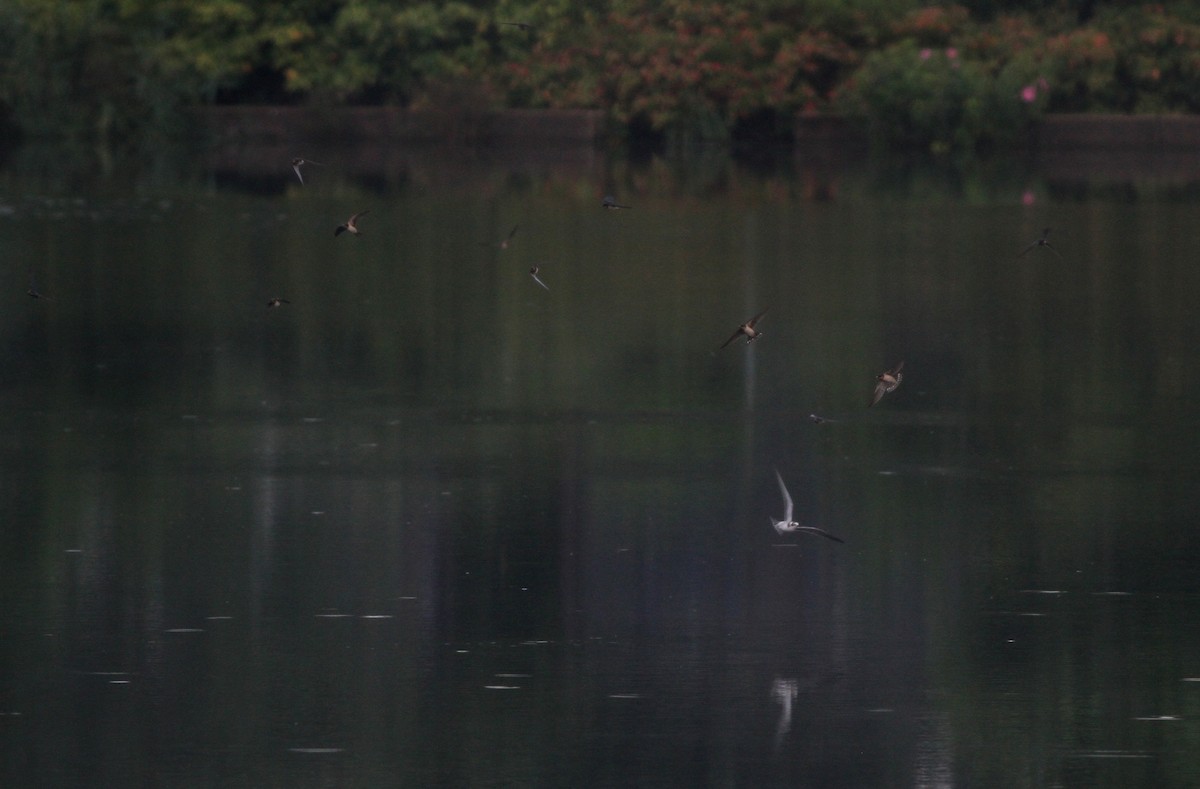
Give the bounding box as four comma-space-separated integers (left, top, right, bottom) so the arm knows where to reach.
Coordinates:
194, 106, 1200, 188
195, 106, 1200, 151
196, 106, 607, 146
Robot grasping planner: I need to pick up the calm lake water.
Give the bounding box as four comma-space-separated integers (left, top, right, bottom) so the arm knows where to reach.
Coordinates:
2, 140, 1200, 788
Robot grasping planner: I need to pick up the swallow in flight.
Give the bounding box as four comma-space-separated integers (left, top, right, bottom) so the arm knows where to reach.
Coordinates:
335, 210, 369, 237
870, 361, 904, 407
719, 308, 768, 348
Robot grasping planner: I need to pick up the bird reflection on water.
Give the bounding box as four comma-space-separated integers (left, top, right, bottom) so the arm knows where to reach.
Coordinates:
771, 678, 798, 749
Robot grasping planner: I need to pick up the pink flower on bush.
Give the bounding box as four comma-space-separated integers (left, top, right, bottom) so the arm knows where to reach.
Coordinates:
919, 48, 932, 61
1020, 84, 1037, 103
945, 47, 958, 59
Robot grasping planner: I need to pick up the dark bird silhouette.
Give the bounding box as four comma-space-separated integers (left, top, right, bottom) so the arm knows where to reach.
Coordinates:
602, 195, 631, 210
335, 210, 369, 237
266, 298, 291, 308
27, 273, 50, 300
772, 470, 845, 542
481, 225, 519, 250
1017, 227, 1061, 258
291, 157, 323, 185
499, 21, 534, 31
719, 308, 768, 348
529, 266, 549, 290
870, 361, 904, 407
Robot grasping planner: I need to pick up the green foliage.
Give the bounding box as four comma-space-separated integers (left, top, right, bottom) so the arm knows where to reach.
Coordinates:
2, 0, 1200, 146
277, 2, 495, 104
492, 0, 863, 144
0, 1, 128, 139
840, 39, 1046, 153
1090, 5, 1200, 112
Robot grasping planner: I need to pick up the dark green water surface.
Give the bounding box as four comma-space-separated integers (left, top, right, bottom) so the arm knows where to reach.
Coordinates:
2, 144, 1199, 787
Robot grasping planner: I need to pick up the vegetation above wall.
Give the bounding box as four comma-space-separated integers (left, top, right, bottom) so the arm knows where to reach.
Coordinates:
2, 1, 1200, 152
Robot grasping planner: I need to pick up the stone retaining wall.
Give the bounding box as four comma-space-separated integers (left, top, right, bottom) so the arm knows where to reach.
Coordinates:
195, 106, 1200, 150
792, 112, 1200, 150
198, 106, 605, 145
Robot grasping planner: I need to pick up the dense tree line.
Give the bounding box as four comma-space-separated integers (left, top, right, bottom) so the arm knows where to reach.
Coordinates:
1, 1, 1197, 149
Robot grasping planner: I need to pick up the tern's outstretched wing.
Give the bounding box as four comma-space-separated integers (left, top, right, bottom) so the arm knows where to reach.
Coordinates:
800, 526, 844, 544
773, 469, 793, 523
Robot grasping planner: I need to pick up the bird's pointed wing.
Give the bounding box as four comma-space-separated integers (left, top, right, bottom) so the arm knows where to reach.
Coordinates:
1045, 242, 1062, 258
293, 165, 304, 184
1017, 239, 1039, 257
748, 307, 769, 327
719, 329, 743, 349
774, 469, 793, 523
334, 225, 346, 237
870, 381, 887, 407
350, 210, 370, 223
507, 224, 519, 241
531, 273, 549, 290
892, 360, 905, 376
801, 526, 845, 544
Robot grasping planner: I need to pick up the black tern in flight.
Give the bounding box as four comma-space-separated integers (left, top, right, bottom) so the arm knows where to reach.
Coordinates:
529, 266, 549, 290
291, 157, 322, 185
771, 470, 844, 542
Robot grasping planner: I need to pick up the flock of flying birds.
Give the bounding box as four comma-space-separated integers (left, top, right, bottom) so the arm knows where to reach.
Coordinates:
25, 155, 1063, 548
705, 226, 1057, 545
762, 227, 1057, 545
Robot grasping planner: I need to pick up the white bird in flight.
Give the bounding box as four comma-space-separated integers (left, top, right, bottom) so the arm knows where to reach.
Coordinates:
771, 469, 844, 542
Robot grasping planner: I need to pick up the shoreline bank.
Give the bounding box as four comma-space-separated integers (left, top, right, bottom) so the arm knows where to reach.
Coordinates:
193, 106, 1200, 152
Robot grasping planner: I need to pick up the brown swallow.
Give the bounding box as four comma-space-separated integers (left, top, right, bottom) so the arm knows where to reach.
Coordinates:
291, 157, 322, 185
870, 361, 904, 407
772, 470, 844, 542
602, 195, 631, 210
499, 21, 534, 31
335, 210, 369, 237
1017, 227, 1061, 258
529, 266, 549, 290
266, 298, 291, 308
719, 308, 768, 348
